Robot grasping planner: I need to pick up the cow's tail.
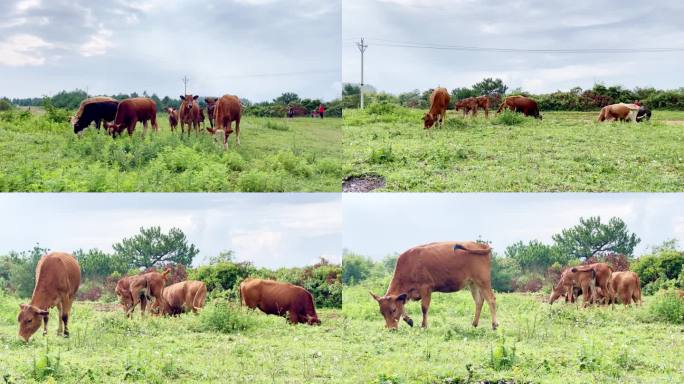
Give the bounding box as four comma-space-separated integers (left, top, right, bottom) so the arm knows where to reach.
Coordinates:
193, 283, 207, 311
453, 242, 492, 256
635, 274, 643, 305
238, 281, 246, 306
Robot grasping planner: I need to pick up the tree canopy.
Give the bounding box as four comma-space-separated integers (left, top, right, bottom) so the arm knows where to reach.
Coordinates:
113, 226, 199, 269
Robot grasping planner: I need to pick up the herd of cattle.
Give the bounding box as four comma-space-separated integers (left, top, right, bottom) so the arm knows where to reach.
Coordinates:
70, 94, 242, 149
16, 252, 320, 342
370, 241, 647, 330
422, 87, 652, 129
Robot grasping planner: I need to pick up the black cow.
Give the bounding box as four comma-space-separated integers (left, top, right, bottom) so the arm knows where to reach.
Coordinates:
72, 97, 120, 134
636, 107, 652, 122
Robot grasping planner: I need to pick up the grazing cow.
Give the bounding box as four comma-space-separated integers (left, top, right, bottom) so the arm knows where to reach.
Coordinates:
17, 252, 81, 342
198, 108, 206, 129
570, 263, 614, 306
106, 97, 159, 136
609, 271, 642, 305
157, 280, 207, 315
167, 108, 179, 132
636, 106, 652, 122
124, 269, 170, 317
115, 275, 135, 313
548, 268, 579, 304
597, 103, 640, 123
208, 94, 242, 149
423, 87, 450, 129
179, 94, 200, 136
370, 241, 497, 330
240, 278, 320, 325
497, 95, 542, 119
71, 97, 119, 134
204, 97, 218, 129
455, 98, 476, 117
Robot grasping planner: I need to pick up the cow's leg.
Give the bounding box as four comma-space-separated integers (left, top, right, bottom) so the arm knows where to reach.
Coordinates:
470, 283, 484, 327
142, 120, 148, 136
481, 286, 498, 330
224, 122, 230, 150
235, 119, 241, 146
484, 106, 489, 119
420, 290, 432, 328
140, 295, 147, 317
61, 299, 73, 337
56, 301, 64, 336
42, 311, 49, 336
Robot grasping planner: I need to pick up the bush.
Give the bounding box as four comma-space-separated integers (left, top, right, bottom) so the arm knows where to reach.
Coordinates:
489, 337, 516, 371
632, 250, 684, 290
494, 110, 527, 126
365, 102, 398, 115
648, 289, 684, 324
194, 302, 255, 333
189, 261, 258, 300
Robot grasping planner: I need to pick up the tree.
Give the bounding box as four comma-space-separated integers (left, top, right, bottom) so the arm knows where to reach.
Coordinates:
472, 78, 508, 95
504, 240, 568, 273
552, 216, 640, 260
113, 226, 199, 269
209, 250, 235, 265
341, 251, 374, 285
273, 92, 300, 105
451, 87, 478, 101
73, 248, 127, 278
342, 83, 360, 96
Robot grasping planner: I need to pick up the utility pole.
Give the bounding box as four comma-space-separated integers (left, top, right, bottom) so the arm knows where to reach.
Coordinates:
182, 76, 189, 95
356, 37, 368, 109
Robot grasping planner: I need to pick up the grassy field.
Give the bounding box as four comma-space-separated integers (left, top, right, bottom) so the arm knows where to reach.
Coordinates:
0, 293, 349, 383
343, 282, 684, 383
0, 111, 341, 191
343, 108, 684, 191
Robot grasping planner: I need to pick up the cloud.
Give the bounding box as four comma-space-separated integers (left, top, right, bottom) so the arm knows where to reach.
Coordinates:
15, 0, 41, 13
231, 230, 285, 263
0, 34, 52, 66
79, 25, 113, 57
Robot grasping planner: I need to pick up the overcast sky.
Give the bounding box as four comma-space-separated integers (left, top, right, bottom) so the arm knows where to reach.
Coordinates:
342, 0, 684, 94
0, 193, 341, 268
343, 193, 684, 260
0, 0, 341, 101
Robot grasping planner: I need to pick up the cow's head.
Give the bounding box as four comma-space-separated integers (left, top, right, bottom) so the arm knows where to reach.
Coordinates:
205, 97, 217, 115
105, 121, 121, 135
180, 95, 199, 110
548, 283, 566, 305
423, 113, 436, 129
370, 291, 410, 329
17, 304, 48, 342
306, 314, 321, 326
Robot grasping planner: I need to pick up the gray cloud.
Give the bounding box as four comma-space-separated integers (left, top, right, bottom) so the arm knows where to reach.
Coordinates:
342, 0, 684, 93
0, 0, 341, 101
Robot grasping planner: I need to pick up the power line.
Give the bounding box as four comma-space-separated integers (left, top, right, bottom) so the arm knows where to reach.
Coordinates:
213, 69, 338, 79
351, 37, 684, 54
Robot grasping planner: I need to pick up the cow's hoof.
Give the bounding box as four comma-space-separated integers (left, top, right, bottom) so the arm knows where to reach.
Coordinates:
472, 322, 479, 328
492, 323, 499, 331
63, 332, 69, 338
42, 331, 47, 336
405, 318, 414, 327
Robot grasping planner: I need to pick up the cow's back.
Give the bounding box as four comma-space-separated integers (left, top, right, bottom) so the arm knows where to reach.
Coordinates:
216, 95, 242, 121
33, 252, 81, 300
241, 279, 299, 315
390, 241, 491, 294
116, 98, 156, 123
430, 88, 450, 111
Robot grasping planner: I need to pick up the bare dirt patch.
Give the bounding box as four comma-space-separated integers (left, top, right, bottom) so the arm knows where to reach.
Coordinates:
342, 175, 386, 192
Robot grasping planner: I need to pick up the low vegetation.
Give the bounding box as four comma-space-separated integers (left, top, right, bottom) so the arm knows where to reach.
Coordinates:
0, 109, 341, 192
343, 106, 684, 191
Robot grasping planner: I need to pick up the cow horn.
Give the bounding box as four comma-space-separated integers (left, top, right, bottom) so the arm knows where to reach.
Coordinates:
369, 291, 381, 302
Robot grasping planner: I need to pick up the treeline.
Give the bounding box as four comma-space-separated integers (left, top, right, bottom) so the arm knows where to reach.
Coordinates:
7, 89, 343, 118
0, 227, 341, 308
342, 216, 684, 295
343, 79, 684, 111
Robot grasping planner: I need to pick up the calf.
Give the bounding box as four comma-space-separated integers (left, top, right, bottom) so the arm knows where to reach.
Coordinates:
549, 268, 579, 304
240, 278, 320, 325
167, 108, 178, 131
204, 97, 218, 129
157, 280, 207, 315
597, 103, 638, 123
570, 263, 614, 306
370, 241, 497, 330
106, 97, 159, 136
17, 252, 81, 342
122, 269, 170, 317
423, 87, 450, 129
497, 95, 542, 119
179, 94, 200, 136
609, 271, 642, 305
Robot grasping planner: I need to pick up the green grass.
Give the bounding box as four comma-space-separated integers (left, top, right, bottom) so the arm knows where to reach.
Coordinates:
343, 108, 684, 191
0, 112, 341, 191
342, 282, 684, 383
0, 294, 348, 383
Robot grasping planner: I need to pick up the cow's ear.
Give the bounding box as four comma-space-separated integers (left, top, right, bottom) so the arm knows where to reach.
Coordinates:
180, 95, 185, 100
369, 291, 381, 302
396, 293, 408, 303
19, 304, 28, 311
193, 95, 199, 100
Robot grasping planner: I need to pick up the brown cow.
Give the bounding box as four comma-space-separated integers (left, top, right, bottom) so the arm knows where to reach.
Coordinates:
370, 241, 497, 330
423, 87, 450, 129
240, 278, 320, 325
549, 268, 579, 304
17, 252, 81, 342
157, 280, 207, 315
106, 97, 159, 136
496, 95, 542, 119
204, 97, 217, 130
179, 94, 200, 136
124, 269, 170, 317
115, 275, 135, 313
198, 108, 206, 129
609, 271, 642, 305
167, 108, 179, 131
597, 103, 638, 123
454, 97, 476, 117
208, 94, 242, 149
570, 263, 614, 306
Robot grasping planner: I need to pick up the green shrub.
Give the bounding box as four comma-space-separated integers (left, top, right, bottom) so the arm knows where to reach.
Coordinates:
369, 146, 395, 164
489, 337, 517, 371
648, 289, 684, 324
31, 341, 61, 381
365, 102, 398, 115
494, 110, 526, 126
237, 170, 286, 192
195, 302, 255, 334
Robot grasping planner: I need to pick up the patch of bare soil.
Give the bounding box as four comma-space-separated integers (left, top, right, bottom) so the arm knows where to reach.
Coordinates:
663, 120, 684, 126
342, 175, 386, 192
